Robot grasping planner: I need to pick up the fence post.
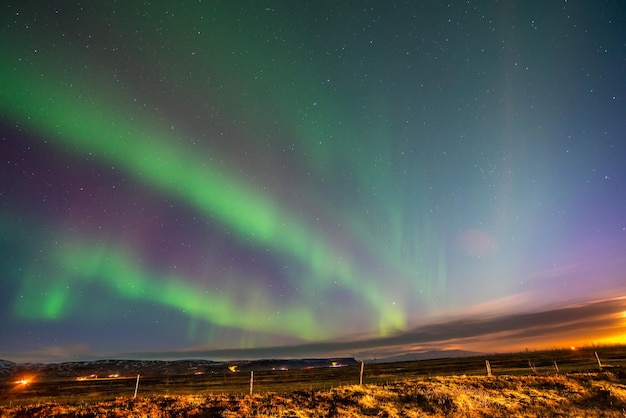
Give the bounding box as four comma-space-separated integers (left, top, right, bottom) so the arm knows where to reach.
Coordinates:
250, 371, 254, 395
133, 375, 140, 398
553, 360, 559, 373
595, 352, 603, 369
359, 361, 364, 385
485, 360, 492, 377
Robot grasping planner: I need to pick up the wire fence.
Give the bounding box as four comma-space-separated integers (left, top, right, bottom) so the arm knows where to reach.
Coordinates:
2, 347, 624, 406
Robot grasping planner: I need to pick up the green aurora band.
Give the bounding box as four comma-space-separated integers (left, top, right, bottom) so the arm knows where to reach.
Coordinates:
13, 241, 322, 341
1, 4, 447, 346
0, 51, 411, 337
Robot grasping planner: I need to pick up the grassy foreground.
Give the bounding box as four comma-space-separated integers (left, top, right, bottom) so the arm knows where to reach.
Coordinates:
1, 371, 625, 417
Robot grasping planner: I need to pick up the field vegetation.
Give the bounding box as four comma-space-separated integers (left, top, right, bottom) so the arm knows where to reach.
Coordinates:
1, 346, 625, 417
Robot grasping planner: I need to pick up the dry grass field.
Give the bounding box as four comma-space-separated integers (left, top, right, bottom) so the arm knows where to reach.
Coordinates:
1, 347, 625, 417
1, 371, 626, 417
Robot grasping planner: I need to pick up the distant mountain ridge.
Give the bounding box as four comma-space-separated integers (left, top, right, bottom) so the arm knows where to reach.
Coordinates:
0, 351, 483, 380
0, 359, 17, 376
0, 358, 359, 380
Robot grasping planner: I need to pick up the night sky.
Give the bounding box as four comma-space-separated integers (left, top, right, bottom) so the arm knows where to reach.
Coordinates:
1, 2, 626, 363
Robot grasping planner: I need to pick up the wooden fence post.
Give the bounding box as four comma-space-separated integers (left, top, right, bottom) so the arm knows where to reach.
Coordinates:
133, 375, 140, 398
595, 352, 603, 369
485, 360, 492, 377
359, 361, 364, 385
250, 371, 254, 395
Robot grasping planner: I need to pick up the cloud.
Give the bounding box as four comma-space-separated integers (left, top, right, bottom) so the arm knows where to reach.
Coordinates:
1, 344, 94, 364
5, 297, 622, 363
123, 296, 626, 361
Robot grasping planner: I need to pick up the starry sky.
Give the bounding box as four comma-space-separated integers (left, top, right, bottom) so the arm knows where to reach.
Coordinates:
1, 1, 626, 363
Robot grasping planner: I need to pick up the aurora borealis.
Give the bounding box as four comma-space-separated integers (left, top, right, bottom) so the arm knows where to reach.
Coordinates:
1, 2, 626, 362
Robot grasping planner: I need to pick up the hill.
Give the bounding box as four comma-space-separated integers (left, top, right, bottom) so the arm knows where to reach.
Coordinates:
0, 357, 358, 380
